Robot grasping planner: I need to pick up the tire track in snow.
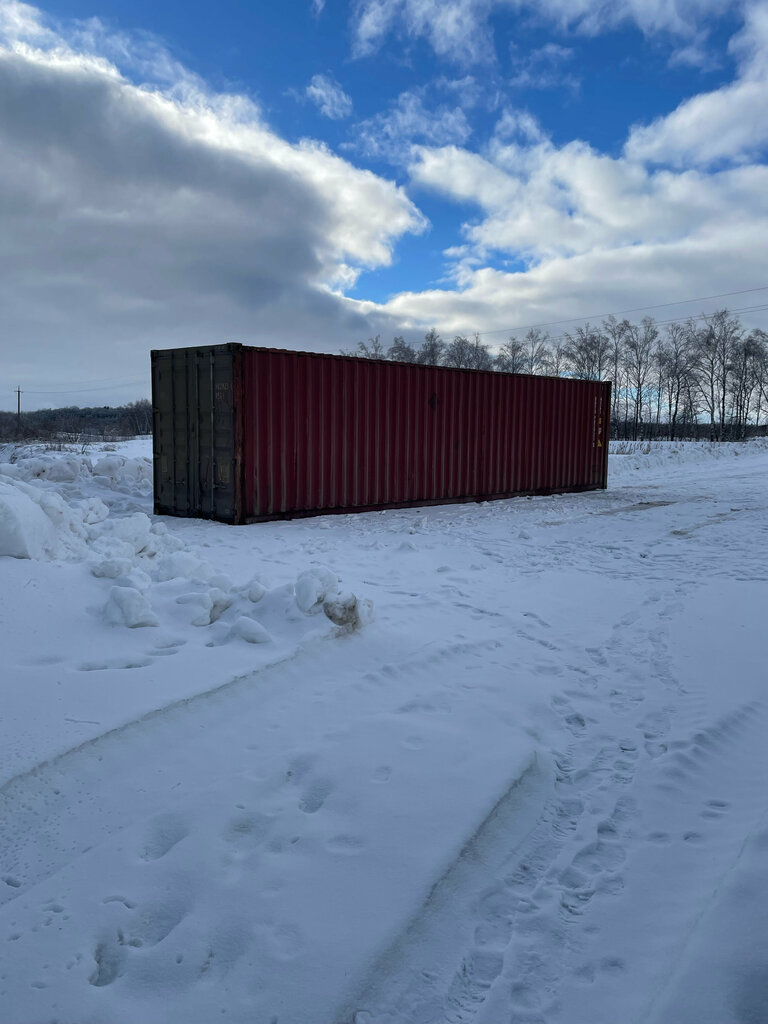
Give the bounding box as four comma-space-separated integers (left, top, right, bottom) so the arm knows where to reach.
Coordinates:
0, 633, 512, 907
0, 643, 312, 798
341, 586, 707, 1024
344, 714, 643, 1021
0, 634, 340, 907
556, 693, 768, 1024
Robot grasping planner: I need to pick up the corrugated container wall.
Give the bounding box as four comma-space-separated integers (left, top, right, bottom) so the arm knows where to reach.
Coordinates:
152, 344, 610, 523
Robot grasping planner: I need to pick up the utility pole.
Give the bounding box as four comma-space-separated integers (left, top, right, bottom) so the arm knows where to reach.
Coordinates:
16, 386, 21, 437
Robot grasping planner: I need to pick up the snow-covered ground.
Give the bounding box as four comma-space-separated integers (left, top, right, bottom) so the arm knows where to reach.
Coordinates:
1, 437, 767, 1024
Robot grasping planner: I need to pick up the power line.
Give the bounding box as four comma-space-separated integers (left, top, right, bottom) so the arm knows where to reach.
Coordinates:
472, 285, 768, 339
22, 377, 146, 396
25, 373, 148, 389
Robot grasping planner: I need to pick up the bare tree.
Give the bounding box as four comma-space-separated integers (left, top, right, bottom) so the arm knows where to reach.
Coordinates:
496, 336, 526, 373
416, 328, 444, 366
603, 315, 629, 436
658, 322, 694, 441
522, 328, 550, 375
388, 336, 417, 362
691, 309, 741, 440
467, 334, 495, 370
120, 399, 153, 436
356, 334, 387, 359
729, 332, 763, 438
624, 317, 658, 440
443, 335, 474, 368
751, 330, 768, 429
563, 323, 611, 381
545, 336, 569, 378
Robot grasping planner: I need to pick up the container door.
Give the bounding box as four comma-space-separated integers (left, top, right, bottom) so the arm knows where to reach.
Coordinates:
152, 346, 240, 522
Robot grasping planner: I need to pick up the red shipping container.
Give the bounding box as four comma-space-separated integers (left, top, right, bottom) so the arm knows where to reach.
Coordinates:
152, 344, 610, 523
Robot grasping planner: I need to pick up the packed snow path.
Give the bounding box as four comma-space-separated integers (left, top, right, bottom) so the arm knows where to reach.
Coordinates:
1, 440, 767, 1023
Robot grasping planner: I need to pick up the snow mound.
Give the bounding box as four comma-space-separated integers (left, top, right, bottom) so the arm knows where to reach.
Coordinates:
609, 438, 768, 482
0, 477, 92, 559
0, 446, 374, 647
0, 480, 56, 559
1, 449, 152, 495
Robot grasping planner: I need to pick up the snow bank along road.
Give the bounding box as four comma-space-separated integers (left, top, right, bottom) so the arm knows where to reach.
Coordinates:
1, 439, 767, 1024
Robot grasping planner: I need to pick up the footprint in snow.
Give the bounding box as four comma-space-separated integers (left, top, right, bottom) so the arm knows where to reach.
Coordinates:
119, 896, 189, 949
298, 778, 333, 814
585, 647, 608, 667
402, 735, 426, 750
285, 753, 317, 784
138, 813, 190, 861
77, 657, 152, 671
325, 834, 365, 855
701, 799, 730, 819
223, 812, 272, 845
89, 935, 124, 987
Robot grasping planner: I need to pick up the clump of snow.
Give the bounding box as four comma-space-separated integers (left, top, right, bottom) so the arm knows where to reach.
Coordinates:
247, 577, 268, 602
229, 615, 272, 644
294, 565, 370, 630
154, 550, 215, 583
295, 565, 340, 614
75, 497, 110, 524
91, 557, 135, 579
19, 455, 87, 483
323, 592, 374, 632
206, 587, 234, 624
175, 590, 217, 626
104, 586, 159, 628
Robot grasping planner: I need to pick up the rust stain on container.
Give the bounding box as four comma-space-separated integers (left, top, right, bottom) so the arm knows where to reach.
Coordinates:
151, 344, 611, 523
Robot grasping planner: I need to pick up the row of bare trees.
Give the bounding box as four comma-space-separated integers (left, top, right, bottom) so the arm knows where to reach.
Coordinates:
352, 310, 768, 440
0, 399, 152, 442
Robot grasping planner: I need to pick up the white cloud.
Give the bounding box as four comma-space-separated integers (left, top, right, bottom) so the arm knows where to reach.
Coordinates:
509, 41, 578, 90
352, 90, 472, 162
410, 136, 768, 261
493, 108, 546, 142
731, 0, 768, 77
371, 212, 768, 340
305, 73, 353, 119
0, 1, 426, 406
626, 1, 768, 166
626, 78, 768, 166
531, 0, 734, 39
667, 29, 721, 69
353, 0, 494, 63
0, 0, 53, 43
433, 74, 488, 107
351, 0, 734, 64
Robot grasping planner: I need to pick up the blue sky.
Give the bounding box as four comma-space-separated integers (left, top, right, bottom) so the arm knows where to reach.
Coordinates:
1, 0, 767, 407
